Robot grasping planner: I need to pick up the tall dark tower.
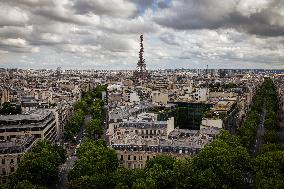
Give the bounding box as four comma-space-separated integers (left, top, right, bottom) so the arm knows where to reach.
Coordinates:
134, 35, 148, 83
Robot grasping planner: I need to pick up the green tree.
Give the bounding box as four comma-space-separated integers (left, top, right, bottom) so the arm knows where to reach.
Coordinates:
74, 100, 88, 113
132, 178, 157, 189
258, 143, 283, 154
192, 139, 251, 188
0, 179, 6, 189
111, 168, 145, 189
10, 140, 66, 188
145, 155, 175, 171
64, 109, 85, 141
86, 118, 103, 139
262, 130, 279, 144
253, 151, 284, 189
144, 156, 176, 189
172, 159, 195, 188
0, 102, 21, 115
68, 140, 118, 188
90, 102, 103, 119
12, 180, 47, 189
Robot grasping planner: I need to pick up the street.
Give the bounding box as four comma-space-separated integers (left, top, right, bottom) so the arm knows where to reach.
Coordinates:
56, 114, 92, 189
57, 156, 77, 189
252, 104, 266, 155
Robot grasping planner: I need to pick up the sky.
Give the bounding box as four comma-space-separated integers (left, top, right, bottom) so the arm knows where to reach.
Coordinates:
0, 0, 284, 70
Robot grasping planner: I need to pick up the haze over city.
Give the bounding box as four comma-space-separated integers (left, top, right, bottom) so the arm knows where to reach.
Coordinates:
1, 0, 284, 69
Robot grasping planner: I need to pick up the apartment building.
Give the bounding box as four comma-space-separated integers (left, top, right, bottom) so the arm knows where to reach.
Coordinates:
0, 109, 58, 142
0, 136, 38, 177
108, 111, 220, 169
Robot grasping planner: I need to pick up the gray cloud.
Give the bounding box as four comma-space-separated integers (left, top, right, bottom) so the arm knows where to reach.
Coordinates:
99, 17, 159, 34
73, 0, 138, 18
154, 0, 284, 37
132, 0, 154, 9
159, 33, 181, 46
3, 0, 54, 7
157, 1, 170, 9
0, 0, 283, 69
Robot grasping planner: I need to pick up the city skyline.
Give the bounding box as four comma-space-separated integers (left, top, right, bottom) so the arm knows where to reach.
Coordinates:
0, 0, 284, 69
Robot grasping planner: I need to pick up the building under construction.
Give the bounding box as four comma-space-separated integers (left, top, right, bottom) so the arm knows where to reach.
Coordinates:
133, 35, 149, 84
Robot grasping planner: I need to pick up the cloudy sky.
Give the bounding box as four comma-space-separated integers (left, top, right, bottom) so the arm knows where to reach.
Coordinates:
0, 0, 284, 69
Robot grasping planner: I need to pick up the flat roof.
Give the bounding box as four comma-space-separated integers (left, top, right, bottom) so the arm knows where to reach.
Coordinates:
0, 109, 52, 122
121, 121, 167, 129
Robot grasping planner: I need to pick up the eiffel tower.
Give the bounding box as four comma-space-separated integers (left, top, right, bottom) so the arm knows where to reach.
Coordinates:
134, 35, 148, 84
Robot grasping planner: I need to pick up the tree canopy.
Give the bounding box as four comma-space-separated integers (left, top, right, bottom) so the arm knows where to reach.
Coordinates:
7, 140, 66, 189
0, 102, 21, 115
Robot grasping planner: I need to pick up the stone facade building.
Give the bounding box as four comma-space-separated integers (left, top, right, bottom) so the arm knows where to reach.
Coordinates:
108, 112, 220, 169
0, 136, 38, 177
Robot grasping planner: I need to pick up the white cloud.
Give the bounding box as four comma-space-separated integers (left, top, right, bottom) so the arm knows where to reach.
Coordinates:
1, 38, 27, 48
73, 0, 138, 18
0, 4, 29, 26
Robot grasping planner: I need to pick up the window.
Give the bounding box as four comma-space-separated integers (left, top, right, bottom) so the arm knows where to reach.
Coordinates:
10, 167, 15, 173
2, 159, 5, 164
10, 159, 14, 164
34, 134, 41, 138
134, 156, 136, 160
128, 155, 131, 160
120, 155, 123, 161
147, 156, 149, 160
2, 168, 6, 175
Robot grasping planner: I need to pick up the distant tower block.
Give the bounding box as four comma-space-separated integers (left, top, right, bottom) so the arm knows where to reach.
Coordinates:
134, 35, 148, 83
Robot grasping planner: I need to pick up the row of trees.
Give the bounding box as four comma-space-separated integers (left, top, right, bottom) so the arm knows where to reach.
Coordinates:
236, 79, 281, 147
238, 80, 267, 149
6, 140, 66, 189
262, 79, 279, 144
64, 85, 107, 141
238, 79, 280, 149
84, 85, 106, 140
252, 79, 284, 188
237, 78, 284, 188
64, 109, 85, 141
